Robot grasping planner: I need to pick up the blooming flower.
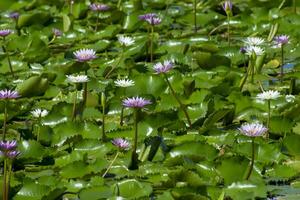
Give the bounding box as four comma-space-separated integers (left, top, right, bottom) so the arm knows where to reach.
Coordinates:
89, 3, 110, 11
52, 28, 62, 37
257, 90, 280, 100
9, 12, 20, 19
274, 35, 289, 46
245, 46, 264, 56
222, 0, 233, 13
0, 89, 20, 99
285, 94, 295, 103
139, 13, 161, 25
243, 37, 265, 46
118, 36, 134, 46
0, 29, 13, 37
238, 122, 268, 137
122, 97, 151, 108
0, 140, 17, 151
112, 138, 130, 151
31, 109, 49, 118
114, 79, 135, 87
73, 49, 97, 62
153, 60, 173, 74
66, 74, 89, 83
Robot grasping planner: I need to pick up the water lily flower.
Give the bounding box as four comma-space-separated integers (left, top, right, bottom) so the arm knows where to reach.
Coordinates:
118, 35, 134, 46
139, 13, 161, 25
245, 46, 264, 56
222, 0, 233, 13
114, 79, 135, 87
238, 122, 268, 137
153, 60, 173, 74
52, 28, 62, 37
0, 29, 13, 37
122, 97, 151, 108
66, 74, 89, 83
257, 90, 280, 100
274, 35, 289, 46
89, 3, 110, 11
9, 12, 19, 19
0, 140, 17, 151
73, 49, 97, 62
0, 90, 20, 99
31, 109, 49, 118
243, 37, 265, 46
285, 94, 295, 103
112, 138, 130, 151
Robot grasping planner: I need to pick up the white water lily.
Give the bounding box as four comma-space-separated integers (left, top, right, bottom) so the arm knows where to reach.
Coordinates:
66, 75, 89, 83
245, 46, 264, 56
31, 109, 49, 118
114, 79, 135, 87
257, 90, 280, 100
118, 36, 134, 46
243, 37, 265, 46
285, 94, 295, 103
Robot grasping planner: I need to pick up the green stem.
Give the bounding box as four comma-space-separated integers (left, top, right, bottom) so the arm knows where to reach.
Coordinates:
72, 88, 78, 121
193, 0, 197, 33
129, 109, 139, 170
69, 0, 73, 16
120, 106, 124, 126
3, 159, 7, 200
101, 92, 107, 142
83, 70, 88, 108
6, 160, 11, 200
294, 0, 297, 13
245, 138, 255, 180
280, 45, 284, 82
37, 117, 41, 141
2, 45, 15, 78
227, 15, 230, 46
117, 0, 122, 9
267, 100, 271, 130
164, 74, 192, 127
2, 100, 8, 141
102, 151, 119, 177
95, 12, 100, 32
104, 49, 124, 79
150, 25, 154, 62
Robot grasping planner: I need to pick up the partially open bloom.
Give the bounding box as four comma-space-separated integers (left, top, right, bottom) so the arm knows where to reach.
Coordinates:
257, 90, 280, 100
0, 140, 20, 159
112, 138, 130, 151
245, 46, 264, 56
0, 89, 20, 99
222, 0, 233, 13
66, 74, 89, 83
89, 3, 110, 11
52, 28, 62, 37
31, 109, 49, 118
153, 60, 173, 74
285, 94, 295, 103
114, 79, 135, 87
118, 36, 134, 46
0, 29, 13, 37
139, 13, 161, 25
9, 12, 20, 19
238, 122, 268, 137
123, 97, 151, 108
243, 37, 265, 46
73, 49, 97, 62
274, 35, 289, 46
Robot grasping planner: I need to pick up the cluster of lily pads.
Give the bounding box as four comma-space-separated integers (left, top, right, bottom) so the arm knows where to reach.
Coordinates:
0, 0, 300, 199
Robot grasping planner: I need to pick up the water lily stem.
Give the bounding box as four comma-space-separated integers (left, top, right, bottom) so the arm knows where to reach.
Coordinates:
294, 0, 297, 13
2, 100, 8, 141
101, 92, 107, 142
150, 25, 154, 62
227, 15, 230, 46
105, 49, 124, 79
95, 12, 100, 32
267, 100, 271, 130
193, 0, 197, 33
120, 106, 124, 126
117, 0, 122, 9
245, 138, 255, 180
102, 151, 119, 177
83, 70, 88, 107
2, 44, 15, 78
164, 74, 192, 127
72, 88, 77, 121
129, 109, 139, 170
280, 45, 284, 82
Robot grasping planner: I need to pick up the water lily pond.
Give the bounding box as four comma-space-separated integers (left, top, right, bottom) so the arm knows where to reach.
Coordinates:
1, 0, 300, 199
